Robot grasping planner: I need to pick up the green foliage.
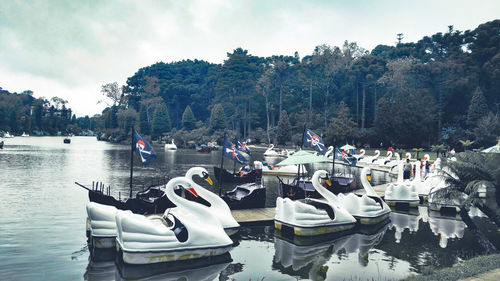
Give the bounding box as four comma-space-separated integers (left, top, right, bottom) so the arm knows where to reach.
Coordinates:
326, 101, 357, 144
276, 110, 291, 145
151, 104, 171, 137
181, 105, 196, 130
209, 103, 227, 131
139, 105, 150, 135
467, 87, 488, 127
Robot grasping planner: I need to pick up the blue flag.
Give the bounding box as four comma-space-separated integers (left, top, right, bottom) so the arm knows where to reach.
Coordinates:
223, 137, 249, 165
303, 128, 326, 155
134, 129, 156, 166
237, 140, 251, 155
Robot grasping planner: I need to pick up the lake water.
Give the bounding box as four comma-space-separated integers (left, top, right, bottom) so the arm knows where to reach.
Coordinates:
0, 136, 499, 280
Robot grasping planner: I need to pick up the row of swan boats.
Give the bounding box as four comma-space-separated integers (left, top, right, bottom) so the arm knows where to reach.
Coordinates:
85, 204, 479, 280
84, 145, 468, 267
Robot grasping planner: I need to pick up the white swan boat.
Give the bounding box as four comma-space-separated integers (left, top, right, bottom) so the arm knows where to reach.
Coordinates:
262, 164, 307, 176
21, 132, 29, 137
274, 170, 357, 236
373, 151, 392, 166
165, 139, 177, 151
4, 132, 14, 138
115, 177, 233, 265
352, 149, 365, 161
411, 160, 431, 200
358, 150, 380, 164
384, 162, 420, 208
383, 152, 400, 168
337, 167, 391, 225
184, 167, 240, 236
263, 144, 280, 157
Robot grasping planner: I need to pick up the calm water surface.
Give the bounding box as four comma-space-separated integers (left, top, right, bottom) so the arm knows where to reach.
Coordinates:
0, 137, 499, 280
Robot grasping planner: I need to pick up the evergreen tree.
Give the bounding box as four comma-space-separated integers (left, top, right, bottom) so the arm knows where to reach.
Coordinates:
181, 105, 196, 130
151, 104, 171, 138
326, 102, 357, 144
276, 110, 291, 145
209, 103, 227, 131
467, 87, 488, 127
139, 105, 150, 135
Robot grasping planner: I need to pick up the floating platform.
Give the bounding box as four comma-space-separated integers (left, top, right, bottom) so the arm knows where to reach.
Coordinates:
354, 184, 388, 198
231, 208, 275, 225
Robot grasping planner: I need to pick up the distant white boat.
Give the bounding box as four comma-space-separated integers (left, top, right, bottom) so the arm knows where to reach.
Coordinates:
4, 132, 14, 138
165, 139, 177, 151
21, 132, 29, 137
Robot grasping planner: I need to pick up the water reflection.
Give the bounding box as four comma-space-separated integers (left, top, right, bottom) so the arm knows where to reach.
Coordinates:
273, 223, 390, 280
114, 254, 232, 281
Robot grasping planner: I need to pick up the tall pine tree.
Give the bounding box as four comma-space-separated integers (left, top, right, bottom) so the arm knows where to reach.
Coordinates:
182, 105, 196, 130
467, 87, 488, 127
151, 104, 171, 138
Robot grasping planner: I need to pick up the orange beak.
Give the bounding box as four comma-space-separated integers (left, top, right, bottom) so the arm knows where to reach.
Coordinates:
324, 179, 332, 186
186, 187, 199, 197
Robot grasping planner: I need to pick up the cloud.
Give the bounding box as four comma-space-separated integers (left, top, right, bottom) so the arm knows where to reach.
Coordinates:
1, 0, 499, 116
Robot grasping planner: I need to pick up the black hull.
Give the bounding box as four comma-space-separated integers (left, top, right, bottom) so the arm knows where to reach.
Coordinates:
63, 138, 71, 144
221, 183, 266, 209
88, 187, 176, 215
277, 175, 356, 200
213, 166, 262, 184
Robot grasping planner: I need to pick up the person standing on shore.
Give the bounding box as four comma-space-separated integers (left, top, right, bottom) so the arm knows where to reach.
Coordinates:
403, 158, 412, 180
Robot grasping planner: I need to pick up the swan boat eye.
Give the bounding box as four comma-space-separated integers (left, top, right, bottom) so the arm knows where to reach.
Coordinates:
202, 171, 209, 179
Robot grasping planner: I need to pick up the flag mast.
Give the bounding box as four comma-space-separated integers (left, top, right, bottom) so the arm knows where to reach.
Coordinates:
129, 126, 134, 198
218, 131, 226, 196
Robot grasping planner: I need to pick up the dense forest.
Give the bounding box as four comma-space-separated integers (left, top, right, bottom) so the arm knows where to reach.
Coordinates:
1, 20, 499, 150
0, 87, 90, 136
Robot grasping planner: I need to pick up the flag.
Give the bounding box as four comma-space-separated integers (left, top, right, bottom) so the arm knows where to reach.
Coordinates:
303, 128, 326, 155
237, 140, 251, 155
223, 137, 249, 165
134, 129, 156, 166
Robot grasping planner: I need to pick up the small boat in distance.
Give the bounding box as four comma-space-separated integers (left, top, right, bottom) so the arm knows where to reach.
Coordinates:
196, 144, 212, 153
165, 139, 177, 150
21, 132, 29, 137
3, 132, 14, 138
64, 137, 71, 144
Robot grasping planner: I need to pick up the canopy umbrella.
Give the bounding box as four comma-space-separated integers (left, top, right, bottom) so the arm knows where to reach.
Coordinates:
482, 140, 500, 153
276, 150, 328, 166
340, 144, 356, 151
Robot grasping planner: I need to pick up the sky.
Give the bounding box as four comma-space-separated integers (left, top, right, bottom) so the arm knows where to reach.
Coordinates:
0, 0, 499, 117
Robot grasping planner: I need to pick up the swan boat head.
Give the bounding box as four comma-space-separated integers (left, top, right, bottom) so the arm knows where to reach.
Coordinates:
184, 167, 239, 234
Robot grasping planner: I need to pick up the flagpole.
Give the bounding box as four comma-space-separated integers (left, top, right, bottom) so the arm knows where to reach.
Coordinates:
129, 126, 134, 198
233, 136, 237, 174
298, 125, 306, 179
218, 131, 226, 196
332, 144, 336, 178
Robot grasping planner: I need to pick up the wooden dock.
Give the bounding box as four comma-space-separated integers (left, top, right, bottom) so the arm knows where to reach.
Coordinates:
354, 183, 388, 197
231, 208, 275, 225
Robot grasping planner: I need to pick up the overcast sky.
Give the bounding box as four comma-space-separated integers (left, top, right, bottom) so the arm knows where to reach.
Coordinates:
1, 0, 499, 116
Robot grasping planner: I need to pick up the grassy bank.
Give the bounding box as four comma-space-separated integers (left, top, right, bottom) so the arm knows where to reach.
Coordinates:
402, 254, 500, 281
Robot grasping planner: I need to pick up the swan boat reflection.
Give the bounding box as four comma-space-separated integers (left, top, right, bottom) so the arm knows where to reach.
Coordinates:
274, 222, 390, 280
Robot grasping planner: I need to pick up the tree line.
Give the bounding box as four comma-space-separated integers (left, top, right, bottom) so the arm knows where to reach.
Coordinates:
2, 20, 499, 150
0, 88, 86, 136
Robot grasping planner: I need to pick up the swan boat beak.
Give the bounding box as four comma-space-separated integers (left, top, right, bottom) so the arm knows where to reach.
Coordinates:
367, 175, 372, 181
184, 183, 199, 197
324, 178, 332, 186
205, 177, 213, 186
202, 171, 213, 185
